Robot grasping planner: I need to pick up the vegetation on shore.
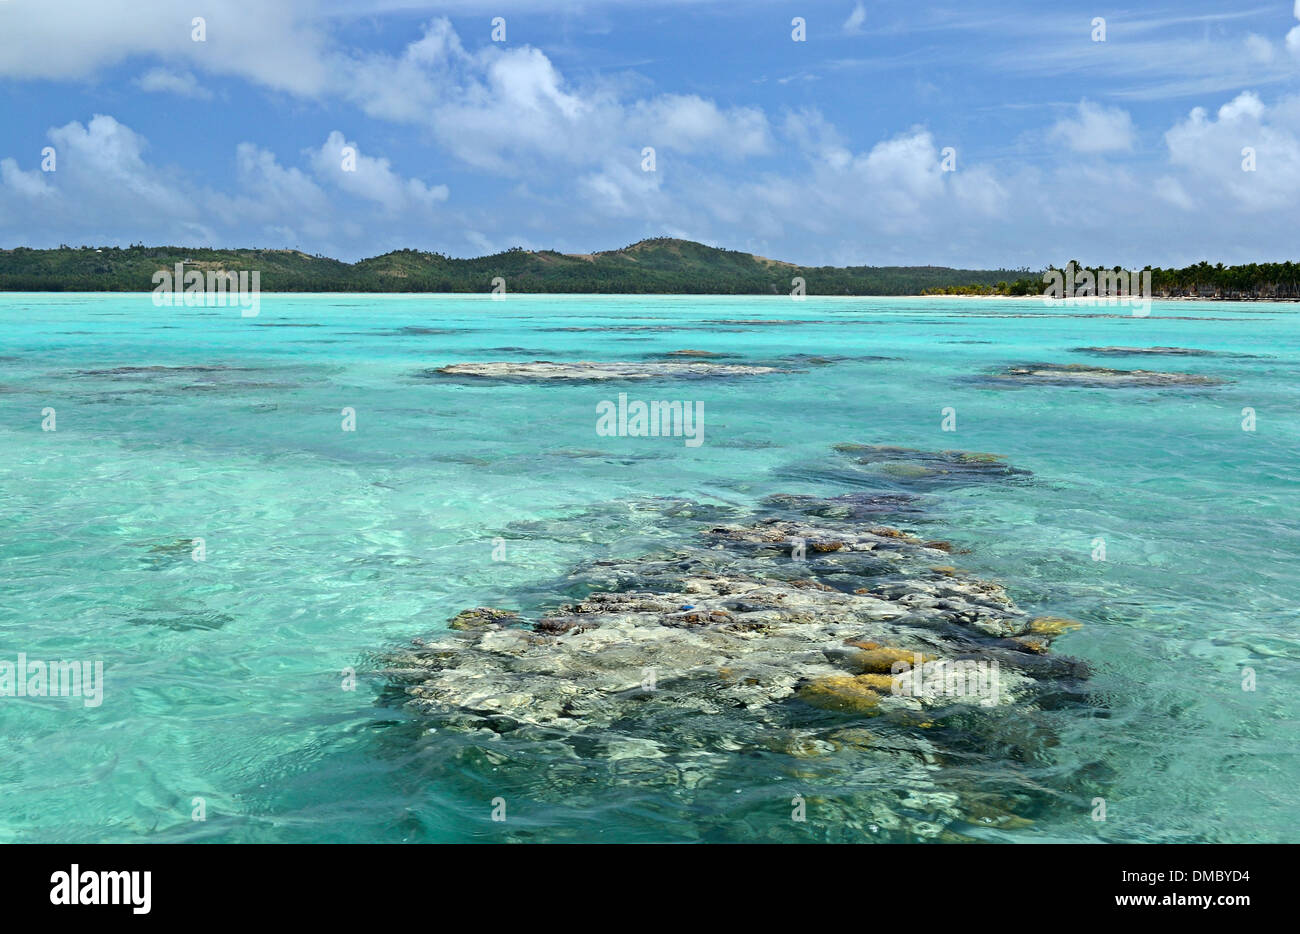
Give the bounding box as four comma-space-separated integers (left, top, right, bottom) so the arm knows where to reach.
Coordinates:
927, 261, 1300, 300
3, 240, 1297, 298
0, 238, 1025, 295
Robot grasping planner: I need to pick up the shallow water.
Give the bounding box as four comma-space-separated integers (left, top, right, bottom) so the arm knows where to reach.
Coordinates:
0, 293, 1295, 843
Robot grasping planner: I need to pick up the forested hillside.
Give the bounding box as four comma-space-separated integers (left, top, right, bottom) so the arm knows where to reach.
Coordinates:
0, 238, 1024, 295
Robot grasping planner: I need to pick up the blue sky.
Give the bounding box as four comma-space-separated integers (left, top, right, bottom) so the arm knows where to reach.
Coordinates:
2, 1, 1300, 267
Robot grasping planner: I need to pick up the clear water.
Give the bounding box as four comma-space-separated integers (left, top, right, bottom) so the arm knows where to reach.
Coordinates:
0, 293, 1295, 843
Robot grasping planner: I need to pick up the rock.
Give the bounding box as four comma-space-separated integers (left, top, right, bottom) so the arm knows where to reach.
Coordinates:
761, 491, 923, 520
797, 675, 883, 713
1072, 346, 1217, 357
1009, 636, 1051, 654
376, 460, 1094, 839
841, 642, 935, 673
829, 728, 877, 749
447, 607, 520, 631
991, 363, 1225, 387
814, 444, 1032, 490
1027, 615, 1084, 636
424, 360, 783, 381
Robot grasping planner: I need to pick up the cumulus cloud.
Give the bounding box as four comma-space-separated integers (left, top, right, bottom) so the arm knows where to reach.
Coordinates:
342, 17, 465, 124
230, 143, 331, 222
0, 0, 331, 95
0, 115, 220, 246
0, 115, 450, 253
689, 120, 1011, 260
577, 160, 664, 219
1164, 91, 1300, 211
46, 115, 187, 217
0, 158, 54, 199
340, 19, 776, 186
1, 9, 772, 186
629, 95, 770, 158
309, 131, 449, 212
4, 11, 1300, 266
1049, 101, 1136, 154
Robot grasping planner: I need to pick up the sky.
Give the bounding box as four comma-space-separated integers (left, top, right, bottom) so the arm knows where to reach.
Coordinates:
2, 0, 1300, 268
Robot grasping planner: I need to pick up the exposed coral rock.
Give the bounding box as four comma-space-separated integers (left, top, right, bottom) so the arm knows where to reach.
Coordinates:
818, 444, 1033, 489
1072, 346, 1217, 357
425, 360, 782, 381
992, 363, 1225, 387
447, 607, 520, 631
798, 675, 883, 713
378, 450, 1091, 839
1027, 616, 1084, 636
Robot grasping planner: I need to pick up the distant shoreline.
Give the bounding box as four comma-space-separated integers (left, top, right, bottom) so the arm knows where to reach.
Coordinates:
0, 290, 1295, 303
908, 293, 1300, 302
3, 239, 1296, 300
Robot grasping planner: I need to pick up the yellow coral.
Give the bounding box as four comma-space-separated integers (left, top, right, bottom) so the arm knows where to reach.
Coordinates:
829, 728, 876, 748
798, 675, 882, 713
1027, 616, 1083, 635
843, 643, 934, 673
1011, 636, 1050, 654
856, 673, 897, 692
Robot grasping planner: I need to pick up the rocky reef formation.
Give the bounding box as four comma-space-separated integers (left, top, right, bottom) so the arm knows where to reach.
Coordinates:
378, 449, 1093, 841
831, 444, 1031, 485
425, 360, 782, 381
1071, 346, 1216, 357
779, 444, 1032, 495
990, 363, 1225, 387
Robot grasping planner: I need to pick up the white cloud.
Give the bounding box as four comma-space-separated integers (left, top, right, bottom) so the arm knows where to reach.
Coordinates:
0, 115, 219, 246
0, 114, 450, 253
4, 13, 1300, 267
1243, 34, 1275, 64
704, 121, 1008, 255
0, 159, 54, 199
1049, 101, 1136, 154
577, 160, 663, 219
1154, 176, 1195, 210
628, 95, 770, 158
342, 17, 465, 123
46, 115, 185, 216
135, 68, 213, 99
0, 9, 772, 188
0, 1, 332, 95
309, 131, 449, 212
1164, 91, 1300, 211
843, 3, 867, 35
231, 143, 331, 220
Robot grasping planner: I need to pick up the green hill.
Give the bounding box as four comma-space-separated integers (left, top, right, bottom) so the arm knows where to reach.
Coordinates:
0, 238, 1030, 295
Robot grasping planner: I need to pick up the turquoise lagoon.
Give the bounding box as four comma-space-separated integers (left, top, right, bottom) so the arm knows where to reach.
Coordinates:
0, 293, 1296, 843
